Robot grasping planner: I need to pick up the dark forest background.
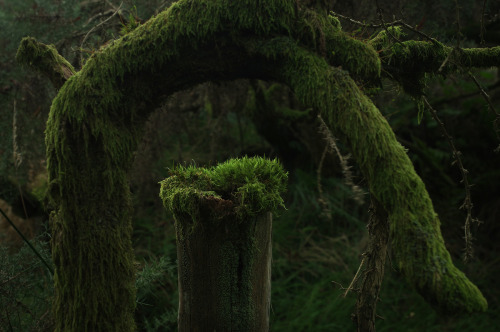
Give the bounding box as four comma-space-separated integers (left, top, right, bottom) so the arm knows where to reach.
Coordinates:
1, 0, 499, 331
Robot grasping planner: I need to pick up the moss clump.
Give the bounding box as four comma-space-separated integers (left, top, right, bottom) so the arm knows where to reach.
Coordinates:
160, 156, 287, 221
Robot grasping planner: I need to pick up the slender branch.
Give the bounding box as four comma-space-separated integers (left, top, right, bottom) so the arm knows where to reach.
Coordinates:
423, 97, 479, 262
432, 79, 500, 108
467, 71, 500, 142
316, 144, 332, 219
331, 12, 440, 45
344, 256, 365, 298
438, 48, 454, 73
453, 0, 462, 48
80, 2, 123, 66
375, 0, 402, 44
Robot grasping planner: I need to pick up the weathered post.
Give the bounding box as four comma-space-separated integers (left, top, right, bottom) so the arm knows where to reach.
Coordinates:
160, 157, 287, 331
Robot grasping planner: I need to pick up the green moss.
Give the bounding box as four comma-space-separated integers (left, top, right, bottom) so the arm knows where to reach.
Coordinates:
369, 26, 405, 49
159, 156, 287, 222
295, 9, 381, 83
370, 27, 499, 97
368, 28, 447, 97
16, 36, 76, 88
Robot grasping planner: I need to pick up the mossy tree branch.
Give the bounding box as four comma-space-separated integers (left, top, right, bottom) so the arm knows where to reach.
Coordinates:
369, 27, 500, 96
16, 37, 75, 90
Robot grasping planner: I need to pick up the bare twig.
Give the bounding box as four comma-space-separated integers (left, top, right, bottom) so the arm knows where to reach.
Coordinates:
344, 255, 366, 298
394, 21, 440, 45
432, 80, 500, 108
331, 12, 386, 29
423, 97, 479, 262
438, 48, 454, 73
0, 267, 34, 286
12, 99, 22, 168
80, 2, 123, 66
467, 71, 500, 145
331, 12, 440, 45
375, 0, 403, 44
480, 0, 487, 44
317, 144, 332, 219
453, 0, 462, 48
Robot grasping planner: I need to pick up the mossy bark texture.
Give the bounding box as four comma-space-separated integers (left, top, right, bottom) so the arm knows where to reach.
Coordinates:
160, 157, 286, 331
17, 0, 493, 330
355, 198, 390, 332
175, 209, 272, 331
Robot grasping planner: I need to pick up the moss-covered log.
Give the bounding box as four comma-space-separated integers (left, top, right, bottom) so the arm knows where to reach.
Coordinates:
16, 0, 491, 330
160, 157, 286, 331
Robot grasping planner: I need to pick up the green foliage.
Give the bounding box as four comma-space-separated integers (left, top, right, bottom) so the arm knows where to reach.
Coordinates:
135, 256, 178, 332
0, 239, 54, 331
136, 256, 175, 298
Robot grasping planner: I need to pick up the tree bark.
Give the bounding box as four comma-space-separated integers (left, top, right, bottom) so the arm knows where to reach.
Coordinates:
175, 205, 272, 332
355, 198, 389, 332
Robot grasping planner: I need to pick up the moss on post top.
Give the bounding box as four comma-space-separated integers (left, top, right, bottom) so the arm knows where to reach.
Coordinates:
159, 156, 287, 220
